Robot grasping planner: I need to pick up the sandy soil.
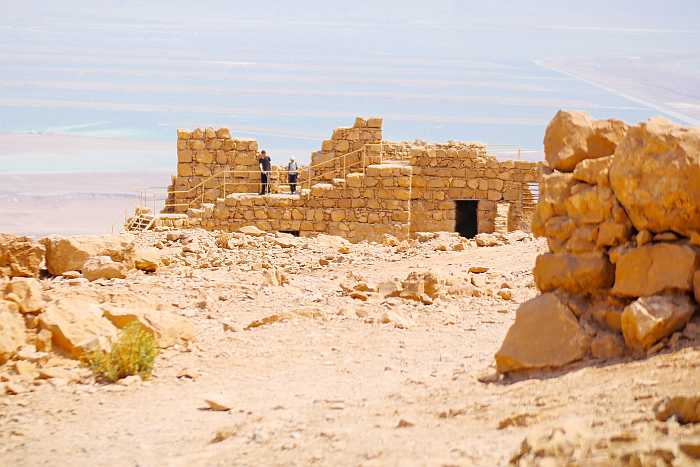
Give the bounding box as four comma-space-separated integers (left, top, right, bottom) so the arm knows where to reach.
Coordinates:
0, 232, 699, 466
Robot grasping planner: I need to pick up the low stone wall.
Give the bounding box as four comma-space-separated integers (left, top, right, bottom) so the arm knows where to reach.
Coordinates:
188, 163, 411, 243
496, 110, 700, 374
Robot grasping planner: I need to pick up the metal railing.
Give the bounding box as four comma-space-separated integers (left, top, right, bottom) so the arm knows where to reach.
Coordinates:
163, 143, 384, 211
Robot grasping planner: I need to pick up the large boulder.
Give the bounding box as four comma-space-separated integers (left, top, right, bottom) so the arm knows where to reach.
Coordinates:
495, 293, 590, 373
3, 277, 45, 313
534, 253, 614, 293
0, 234, 45, 278
82, 256, 127, 281
41, 234, 135, 276
102, 304, 194, 348
0, 300, 26, 364
609, 118, 700, 236
38, 298, 118, 357
612, 243, 699, 297
544, 110, 628, 172
621, 294, 696, 351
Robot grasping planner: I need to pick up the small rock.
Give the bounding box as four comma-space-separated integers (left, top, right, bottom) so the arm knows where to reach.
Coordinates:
204, 395, 233, 411
469, 266, 489, 274
396, 419, 414, 428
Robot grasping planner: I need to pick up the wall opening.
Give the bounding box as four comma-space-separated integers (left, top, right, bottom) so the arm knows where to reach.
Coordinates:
280, 230, 300, 237
455, 200, 479, 238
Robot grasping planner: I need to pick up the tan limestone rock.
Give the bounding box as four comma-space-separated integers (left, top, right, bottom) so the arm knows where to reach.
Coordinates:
534, 253, 614, 293
572, 155, 613, 186
3, 277, 45, 313
0, 300, 26, 364
133, 247, 160, 272
612, 243, 699, 297
544, 110, 628, 172
590, 332, 625, 359
239, 225, 266, 237
101, 304, 195, 348
532, 173, 578, 236
609, 117, 700, 235
495, 293, 589, 373
41, 234, 135, 275
82, 256, 127, 282
0, 234, 45, 278
621, 294, 696, 351
565, 185, 614, 225
38, 298, 118, 357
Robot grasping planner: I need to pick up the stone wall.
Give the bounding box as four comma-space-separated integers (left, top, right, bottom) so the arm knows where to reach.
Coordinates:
188, 163, 411, 243
408, 143, 540, 234
162, 116, 542, 242
496, 110, 700, 374
165, 128, 261, 213
310, 117, 383, 182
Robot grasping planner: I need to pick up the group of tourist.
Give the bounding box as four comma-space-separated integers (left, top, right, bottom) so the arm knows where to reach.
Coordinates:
257, 150, 299, 195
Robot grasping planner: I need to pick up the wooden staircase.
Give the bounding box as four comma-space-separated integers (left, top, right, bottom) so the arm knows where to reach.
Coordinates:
125, 213, 155, 232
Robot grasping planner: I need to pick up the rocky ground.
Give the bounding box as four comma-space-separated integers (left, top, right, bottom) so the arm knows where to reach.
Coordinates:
1, 229, 699, 466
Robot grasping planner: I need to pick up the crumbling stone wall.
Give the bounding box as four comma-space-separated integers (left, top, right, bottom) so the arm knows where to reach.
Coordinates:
163, 117, 542, 242
189, 163, 411, 243
311, 117, 383, 182
165, 128, 261, 213
496, 110, 700, 374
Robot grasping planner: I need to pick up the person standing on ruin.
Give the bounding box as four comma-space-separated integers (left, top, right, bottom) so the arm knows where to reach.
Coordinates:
258, 150, 272, 195
287, 157, 299, 194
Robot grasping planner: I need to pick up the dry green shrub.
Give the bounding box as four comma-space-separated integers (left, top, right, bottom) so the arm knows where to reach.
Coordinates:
84, 322, 158, 382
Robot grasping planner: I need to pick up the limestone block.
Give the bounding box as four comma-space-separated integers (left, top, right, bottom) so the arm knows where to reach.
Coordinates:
495, 293, 589, 373
178, 149, 192, 164
205, 128, 216, 139
194, 164, 212, 177
216, 128, 230, 138
196, 150, 214, 164
177, 129, 191, 140
534, 252, 614, 293
621, 294, 696, 351
335, 140, 350, 152
189, 140, 205, 150
487, 190, 502, 201
612, 243, 699, 297
207, 139, 222, 150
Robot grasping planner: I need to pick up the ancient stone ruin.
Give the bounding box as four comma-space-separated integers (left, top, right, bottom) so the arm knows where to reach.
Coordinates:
161, 117, 541, 242
496, 110, 700, 373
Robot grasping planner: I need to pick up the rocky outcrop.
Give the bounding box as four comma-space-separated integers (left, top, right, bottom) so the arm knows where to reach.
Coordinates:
497, 110, 700, 374
0, 234, 45, 278
544, 110, 628, 172
621, 294, 696, 351
41, 234, 134, 276
495, 293, 589, 373
609, 117, 700, 236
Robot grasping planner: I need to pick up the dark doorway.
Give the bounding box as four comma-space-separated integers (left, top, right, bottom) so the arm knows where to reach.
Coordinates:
280, 230, 300, 237
455, 200, 478, 238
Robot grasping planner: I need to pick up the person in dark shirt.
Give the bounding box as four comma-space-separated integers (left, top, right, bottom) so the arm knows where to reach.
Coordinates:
287, 157, 299, 194
258, 150, 272, 194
